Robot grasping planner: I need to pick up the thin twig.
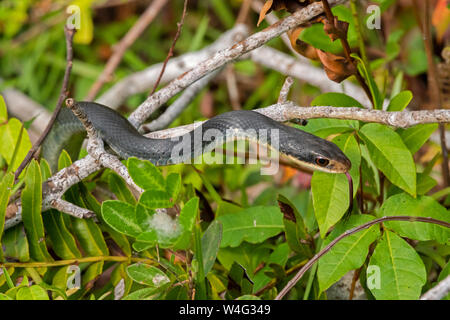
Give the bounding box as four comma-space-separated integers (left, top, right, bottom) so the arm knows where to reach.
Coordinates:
275, 215, 450, 300
128, 0, 348, 128
278, 76, 294, 103
85, 0, 168, 101
14, 26, 76, 180
415, 0, 450, 187
150, 0, 188, 95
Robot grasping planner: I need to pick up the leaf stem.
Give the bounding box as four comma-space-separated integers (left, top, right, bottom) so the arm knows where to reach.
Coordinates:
276, 215, 450, 300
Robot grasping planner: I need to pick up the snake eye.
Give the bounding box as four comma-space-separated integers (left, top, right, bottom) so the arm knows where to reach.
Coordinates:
315, 157, 330, 167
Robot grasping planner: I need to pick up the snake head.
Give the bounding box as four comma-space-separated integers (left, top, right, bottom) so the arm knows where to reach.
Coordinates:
279, 128, 352, 174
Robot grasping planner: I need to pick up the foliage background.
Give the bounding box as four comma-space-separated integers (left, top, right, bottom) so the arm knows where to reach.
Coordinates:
0, 0, 449, 300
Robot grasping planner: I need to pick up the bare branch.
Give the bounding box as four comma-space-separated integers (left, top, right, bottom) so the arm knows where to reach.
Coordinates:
143, 67, 223, 132
278, 76, 294, 103
86, 0, 169, 101
421, 275, 450, 300
127, 0, 348, 128
5, 102, 450, 229
97, 24, 249, 109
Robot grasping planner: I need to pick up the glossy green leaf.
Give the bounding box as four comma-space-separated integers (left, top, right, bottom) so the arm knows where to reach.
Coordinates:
368, 230, 426, 300
201, 220, 222, 275
217, 206, 283, 247
397, 124, 438, 154
126, 264, 170, 288
16, 285, 49, 300
380, 193, 450, 244
318, 215, 380, 292
43, 210, 82, 259
39, 159, 52, 180
82, 261, 104, 287
71, 218, 108, 256
101, 200, 142, 237
387, 90, 412, 111
311, 92, 364, 109
128, 158, 165, 191
21, 160, 52, 261
0, 118, 32, 172
178, 197, 199, 232
359, 123, 416, 196
139, 190, 174, 209
298, 119, 358, 139
166, 172, 181, 201
108, 173, 136, 205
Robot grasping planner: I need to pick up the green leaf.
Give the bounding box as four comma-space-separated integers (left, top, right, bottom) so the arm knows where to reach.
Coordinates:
352, 54, 383, 109
416, 173, 437, 195
0, 118, 32, 172
236, 295, 261, 300
16, 285, 49, 300
397, 124, 438, 154
311, 172, 349, 236
217, 242, 271, 275
122, 287, 161, 300
126, 264, 170, 288
367, 230, 426, 300
0, 172, 14, 261
128, 158, 165, 191
298, 119, 358, 139
387, 90, 412, 111
71, 218, 109, 256
201, 220, 222, 275
311, 92, 365, 109
166, 173, 181, 201
217, 206, 283, 247
21, 160, 52, 261
278, 194, 310, 255
43, 210, 82, 260
0, 293, 12, 300
252, 243, 290, 293
359, 123, 416, 196
108, 173, 136, 205
318, 215, 380, 292
2, 225, 29, 262
101, 200, 142, 237
178, 197, 199, 232
0, 95, 7, 122
39, 159, 52, 181
139, 190, 174, 209
380, 193, 450, 244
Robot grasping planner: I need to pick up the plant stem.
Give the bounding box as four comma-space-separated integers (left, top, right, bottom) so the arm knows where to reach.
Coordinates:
275, 215, 450, 300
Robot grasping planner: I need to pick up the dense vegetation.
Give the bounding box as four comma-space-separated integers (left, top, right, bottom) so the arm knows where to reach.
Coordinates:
0, 0, 449, 300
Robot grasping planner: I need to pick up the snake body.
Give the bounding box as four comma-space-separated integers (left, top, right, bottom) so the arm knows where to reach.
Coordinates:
43, 101, 351, 174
